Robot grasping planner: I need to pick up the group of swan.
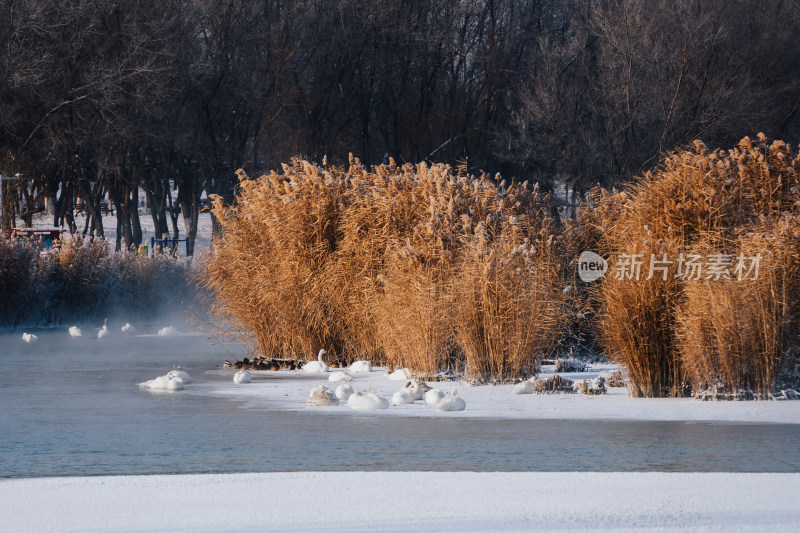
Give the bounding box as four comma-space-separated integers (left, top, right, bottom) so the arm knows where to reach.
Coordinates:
241, 348, 466, 411
64, 322, 183, 339
393, 380, 466, 411
303, 376, 465, 411
64, 321, 136, 340
390, 380, 432, 405
303, 349, 374, 375
139, 369, 193, 391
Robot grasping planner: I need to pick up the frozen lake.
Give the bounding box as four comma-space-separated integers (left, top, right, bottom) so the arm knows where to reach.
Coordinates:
2, 327, 800, 477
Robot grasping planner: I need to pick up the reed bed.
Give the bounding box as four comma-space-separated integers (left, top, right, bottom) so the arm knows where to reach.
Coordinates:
588, 135, 800, 397
203, 157, 565, 380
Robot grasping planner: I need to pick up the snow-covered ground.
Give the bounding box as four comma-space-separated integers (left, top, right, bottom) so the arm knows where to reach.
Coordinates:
2, 472, 798, 532
196, 363, 800, 424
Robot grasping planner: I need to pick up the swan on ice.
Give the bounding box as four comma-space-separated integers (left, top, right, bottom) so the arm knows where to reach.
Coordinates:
303, 349, 330, 373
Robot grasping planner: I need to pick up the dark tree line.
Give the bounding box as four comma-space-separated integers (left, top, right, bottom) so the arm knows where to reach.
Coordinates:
2, 0, 799, 251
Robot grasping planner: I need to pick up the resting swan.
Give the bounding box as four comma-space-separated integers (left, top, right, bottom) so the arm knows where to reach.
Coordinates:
437, 390, 466, 411
69, 326, 82, 338
306, 385, 339, 406
349, 360, 373, 373
335, 383, 355, 401
347, 392, 389, 410
302, 349, 330, 373
425, 388, 446, 406
21, 333, 38, 343
233, 370, 252, 383
512, 380, 535, 395
329, 370, 353, 382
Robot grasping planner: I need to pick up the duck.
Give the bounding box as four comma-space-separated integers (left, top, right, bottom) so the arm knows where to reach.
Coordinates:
302, 349, 330, 373
21, 332, 38, 343
306, 385, 339, 406
328, 370, 353, 382
437, 390, 466, 411
68, 326, 82, 338
425, 388, 446, 406
222, 360, 232, 368
347, 392, 389, 410
386, 368, 412, 381
97, 319, 109, 339
233, 370, 252, 384
121, 323, 136, 335
512, 380, 534, 395
349, 360, 373, 373
335, 383, 355, 401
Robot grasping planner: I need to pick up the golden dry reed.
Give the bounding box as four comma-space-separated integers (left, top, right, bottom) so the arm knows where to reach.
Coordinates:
203, 157, 565, 381
588, 134, 800, 397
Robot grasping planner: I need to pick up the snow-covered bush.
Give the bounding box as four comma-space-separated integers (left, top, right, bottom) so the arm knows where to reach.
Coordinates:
0, 237, 191, 326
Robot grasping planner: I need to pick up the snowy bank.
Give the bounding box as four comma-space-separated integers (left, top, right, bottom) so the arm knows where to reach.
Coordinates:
196, 364, 800, 424
1, 472, 798, 532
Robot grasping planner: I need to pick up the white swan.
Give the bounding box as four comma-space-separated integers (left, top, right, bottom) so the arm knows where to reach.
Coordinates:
21, 333, 38, 343
302, 349, 330, 373
306, 385, 339, 406
97, 320, 109, 339
329, 370, 353, 382
157, 325, 180, 337
347, 392, 389, 410
387, 368, 412, 381
512, 380, 534, 395
69, 326, 82, 338
349, 360, 373, 373
121, 323, 136, 335
166, 369, 193, 384
233, 370, 252, 384
335, 383, 355, 401
391, 388, 416, 405
139, 374, 185, 391
425, 388, 446, 406
437, 390, 466, 411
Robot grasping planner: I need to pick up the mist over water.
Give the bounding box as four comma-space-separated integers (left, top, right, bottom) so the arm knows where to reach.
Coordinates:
2, 327, 800, 477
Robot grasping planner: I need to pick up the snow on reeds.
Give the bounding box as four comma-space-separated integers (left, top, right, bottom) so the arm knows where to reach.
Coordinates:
0, 237, 190, 327
203, 157, 565, 381
587, 135, 800, 397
